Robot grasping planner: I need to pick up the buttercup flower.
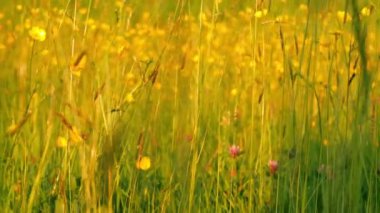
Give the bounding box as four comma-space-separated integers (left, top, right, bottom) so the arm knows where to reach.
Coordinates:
29, 26, 46, 42
136, 156, 151, 170
56, 136, 68, 148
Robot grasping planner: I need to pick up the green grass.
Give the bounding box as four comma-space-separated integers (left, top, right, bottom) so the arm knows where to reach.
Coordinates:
0, 0, 379, 212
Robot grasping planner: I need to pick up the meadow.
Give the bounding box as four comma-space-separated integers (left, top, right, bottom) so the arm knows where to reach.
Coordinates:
0, 0, 379, 212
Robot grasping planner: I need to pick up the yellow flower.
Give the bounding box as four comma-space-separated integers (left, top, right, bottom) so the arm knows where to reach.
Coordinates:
230, 88, 238, 97
56, 136, 68, 148
136, 156, 151, 171
125, 93, 135, 103
361, 6, 374, 17
16, 4, 23, 11
254, 9, 268, 18
28, 27, 46, 42
337, 11, 352, 23
299, 4, 308, 12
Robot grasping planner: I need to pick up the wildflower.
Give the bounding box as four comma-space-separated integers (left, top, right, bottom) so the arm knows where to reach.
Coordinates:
299, 4, 308, 12
255, 10, 263, 18
16, 4, 23, 11
79, 8, 87, 15
361, 5, 374, 17
230, 88, 238, 96
254, 9, 268, 18
154, 82, 162, 90
136, 156, 151, 171
229, 145, 241, 158
125, 92, 135, 103
336, 11, 352, 23
56, 136, 68, 148
323, 139, 329, 146
275, 15, 289, 23
28, 26, 46, 42
268, 160, 278, 175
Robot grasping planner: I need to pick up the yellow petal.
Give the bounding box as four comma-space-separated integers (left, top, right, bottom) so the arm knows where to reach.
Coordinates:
254, 9, 267, 18
28, 27, 46, 42
56, 136, 68, 148
136, 156, 151, 171
336, 11, 352, 23
125, 93, 135, 103
361, 6, 373, 17
230, 88, 238, 96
